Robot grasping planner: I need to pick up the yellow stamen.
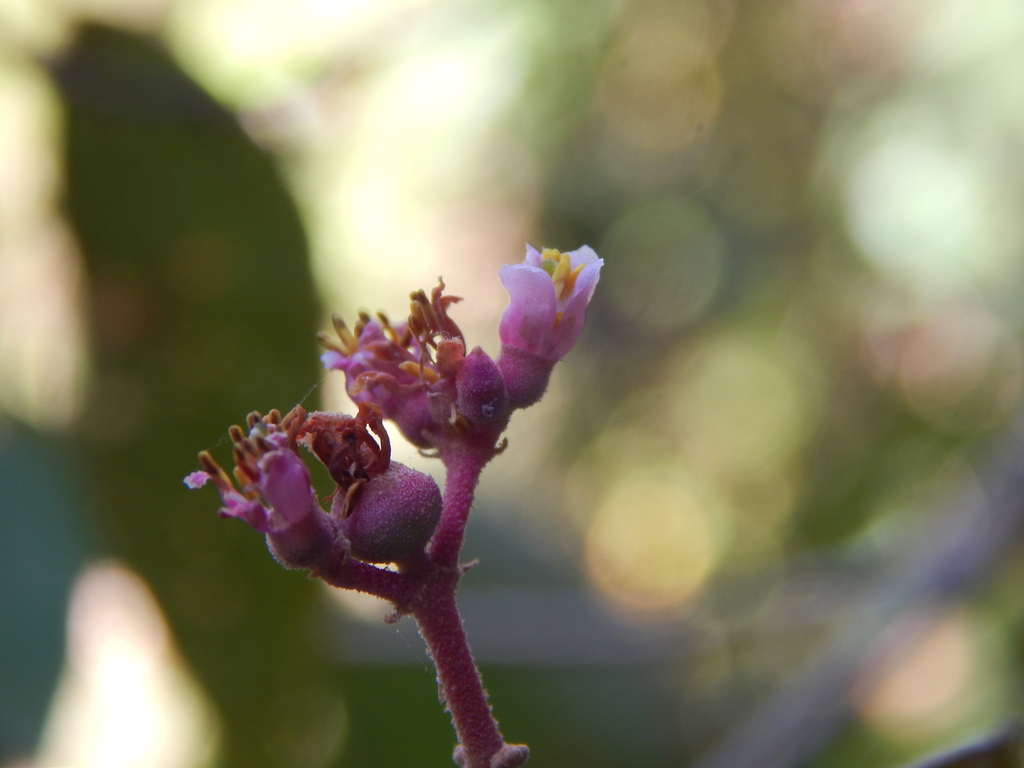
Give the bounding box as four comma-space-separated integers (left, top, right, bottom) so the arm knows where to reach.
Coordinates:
233, 464, 255, 488
399, 361, 441, 383
316, 332, 347, 356
199, 450, 235, 491
540, 247, 561, 261
562, 263, 584, 300
331, 314, 359, 354
551, 251, 573, 300
537, 248, 581, 301
377, 312, 401, 345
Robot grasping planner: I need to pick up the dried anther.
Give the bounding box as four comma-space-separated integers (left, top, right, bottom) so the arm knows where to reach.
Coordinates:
299, 403, 392, 517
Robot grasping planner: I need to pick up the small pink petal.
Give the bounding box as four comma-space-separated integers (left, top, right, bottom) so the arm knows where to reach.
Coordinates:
498, 263, 557, 356
219, 494, 273, 532
258, 450, 314, 525
566, 245, 601, 269
184, 471, 210, 489
524, 244, 543, 267
321, 350, 346, 370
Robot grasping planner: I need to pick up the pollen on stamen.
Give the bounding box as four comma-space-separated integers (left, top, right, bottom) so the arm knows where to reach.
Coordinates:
198, 450, 234, 490
377, 312, 402, 345
399, 361, 441, 383
234, 439, 259, 461
549, 251, 577, 299
327, 314, 359, 355
410, 289, 441, 331
551, 250, 570, 280
282, 406, 307, 444
233, 459, 257, 487
316, 331, 347, 356
231, 442, 247, 464
561, 263, 585, 300
540, 247, 562, 264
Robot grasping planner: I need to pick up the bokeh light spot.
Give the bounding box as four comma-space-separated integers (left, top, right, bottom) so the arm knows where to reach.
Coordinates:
585, 474, 721, 617
37, 562, 219, 768
895, 305, 1023, 430
598, 0, 726, 154
845, 126, 1016, 297
602, 196, 725, 333
0, 64, 87, 430
671, 335, 813, 480
855, 609, 992, 743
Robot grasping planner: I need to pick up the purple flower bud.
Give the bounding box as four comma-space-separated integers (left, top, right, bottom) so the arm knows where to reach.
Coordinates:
456, 346, 509, 426
337, 462, 442, 564
496, 344, 556, 411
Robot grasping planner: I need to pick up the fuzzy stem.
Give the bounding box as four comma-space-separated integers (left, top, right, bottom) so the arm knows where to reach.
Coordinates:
313, 553, 418, 606
429, 442, 491, 568
411, 440, 514, 767
413, 570, 504, 768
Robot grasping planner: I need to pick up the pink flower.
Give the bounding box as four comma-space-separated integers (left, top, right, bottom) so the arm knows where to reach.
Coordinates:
185, 408, 334, 568
495, 245, 602, 410
319, 316, 439, 448
186, 410, 318, 533
498, 245, 602, 362
317, 280, 511, 448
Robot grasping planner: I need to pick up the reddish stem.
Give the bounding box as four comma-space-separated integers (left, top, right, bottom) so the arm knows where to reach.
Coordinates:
411, 440, 517, 767
313, 552, 418, 607
322, 438, 518, 766
429, 442, 491, 568
413, 569, 504, 768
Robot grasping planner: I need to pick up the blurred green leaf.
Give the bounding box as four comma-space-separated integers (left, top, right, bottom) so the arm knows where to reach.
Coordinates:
52, 24, 336, 768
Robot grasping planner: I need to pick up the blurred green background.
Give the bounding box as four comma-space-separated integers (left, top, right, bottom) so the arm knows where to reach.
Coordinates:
3, 1, 1024, 767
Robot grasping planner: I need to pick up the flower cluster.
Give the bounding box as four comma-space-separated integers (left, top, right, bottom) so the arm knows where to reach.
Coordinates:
186, 244, 601, 768
186, 403, 441, 570
317, 279, 509, 451
315, 246, 602, 449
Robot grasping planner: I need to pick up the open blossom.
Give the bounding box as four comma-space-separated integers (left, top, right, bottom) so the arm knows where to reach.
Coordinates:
318, 280, 509, 449
185, 408, 335, 568
496, 245, 602, 410
498, 245, 602, 362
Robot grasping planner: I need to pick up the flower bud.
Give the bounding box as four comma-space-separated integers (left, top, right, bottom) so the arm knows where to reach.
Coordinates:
456, 346, 509, 425
337, 462, 442, 564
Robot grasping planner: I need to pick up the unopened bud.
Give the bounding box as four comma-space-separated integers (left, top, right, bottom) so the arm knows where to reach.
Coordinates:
456, 346, 509, 425
338, 462, 442, 564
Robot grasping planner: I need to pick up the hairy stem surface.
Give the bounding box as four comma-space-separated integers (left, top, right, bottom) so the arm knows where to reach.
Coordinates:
413, 570, 504, 767
412, 440, 516, 766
